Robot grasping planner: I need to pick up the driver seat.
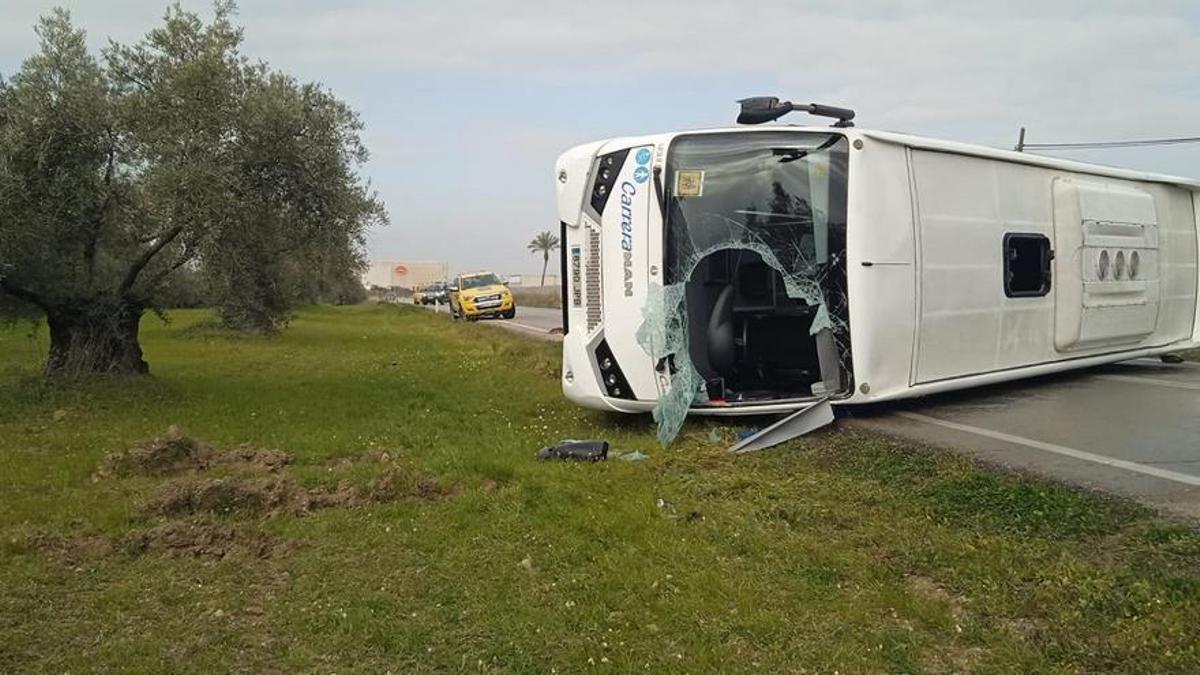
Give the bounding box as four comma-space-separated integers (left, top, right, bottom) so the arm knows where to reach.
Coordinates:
707, 285, 739, 376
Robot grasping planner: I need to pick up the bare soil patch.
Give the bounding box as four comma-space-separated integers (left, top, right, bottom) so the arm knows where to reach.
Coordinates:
122, 519, 289, 559
70, 430, 467, 565
143, 469, 465, 519
906, 574, 971, 621
27, 532, 115, 564
96, 426, 290, 479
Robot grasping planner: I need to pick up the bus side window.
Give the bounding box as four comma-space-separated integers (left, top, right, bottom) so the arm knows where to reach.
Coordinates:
1003, 233, 1053, 298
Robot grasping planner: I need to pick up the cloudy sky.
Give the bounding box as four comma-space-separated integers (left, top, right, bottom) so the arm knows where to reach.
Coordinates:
4, 0, 1200, 275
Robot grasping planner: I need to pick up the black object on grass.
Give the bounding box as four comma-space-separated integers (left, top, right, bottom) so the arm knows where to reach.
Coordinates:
537, 440, 609, 462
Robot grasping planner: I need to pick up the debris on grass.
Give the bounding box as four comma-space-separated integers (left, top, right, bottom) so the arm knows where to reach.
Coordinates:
616, 450, 650, 462
96, 426, 291, 479
536, 439, 609, 461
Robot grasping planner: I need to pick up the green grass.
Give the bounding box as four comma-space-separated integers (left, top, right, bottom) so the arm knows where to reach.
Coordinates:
2, 305, 1199, 672
510, 285, 562, 309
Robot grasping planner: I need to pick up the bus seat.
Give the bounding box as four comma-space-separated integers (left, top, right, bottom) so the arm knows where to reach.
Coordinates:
707, 284, 737, 375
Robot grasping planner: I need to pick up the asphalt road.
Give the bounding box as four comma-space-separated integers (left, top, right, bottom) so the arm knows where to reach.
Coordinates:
496, 305, 564, 341
413, 300, 563, 341
846, 358, 1200, 519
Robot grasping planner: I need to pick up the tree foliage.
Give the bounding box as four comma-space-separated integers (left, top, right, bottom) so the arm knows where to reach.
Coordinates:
0, 3, 386, 374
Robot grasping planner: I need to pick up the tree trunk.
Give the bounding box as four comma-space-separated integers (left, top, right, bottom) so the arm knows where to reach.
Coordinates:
45, 301, 149, 376
541, 252, 549, 286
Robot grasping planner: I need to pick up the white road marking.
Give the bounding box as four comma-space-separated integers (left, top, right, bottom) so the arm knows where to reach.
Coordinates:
1096, 374, 1200, 392
503, 320, 554, 333
897, 411, 1200, 487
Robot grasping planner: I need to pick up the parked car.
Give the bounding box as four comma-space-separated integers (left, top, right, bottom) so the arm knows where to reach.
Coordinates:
422, 281, 450, 305
449, 272, 516, 320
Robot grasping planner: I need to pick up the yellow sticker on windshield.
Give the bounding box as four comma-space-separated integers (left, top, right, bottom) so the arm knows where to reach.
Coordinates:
675, 170, 704, 197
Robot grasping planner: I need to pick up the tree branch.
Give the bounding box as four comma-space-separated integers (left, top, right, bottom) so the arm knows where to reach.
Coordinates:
85, 139, 117, 280
0, 277, 52, 313
142, 249, 193, 291
119, 225, 183, 297
106, 62, 152, 92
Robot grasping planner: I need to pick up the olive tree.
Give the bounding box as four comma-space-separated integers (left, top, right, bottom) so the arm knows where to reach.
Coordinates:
0, 4, 385, 375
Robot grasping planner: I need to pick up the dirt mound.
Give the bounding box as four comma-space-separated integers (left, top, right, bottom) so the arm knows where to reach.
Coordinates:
100, 426, 209, 477
97, 427, 291, 478
144, 476, 299, 517
143, 469, 465, 518
364, 470, 465, 503
123, 520, 285, 559
215, 443, 290, 471
26, 532, 114, 564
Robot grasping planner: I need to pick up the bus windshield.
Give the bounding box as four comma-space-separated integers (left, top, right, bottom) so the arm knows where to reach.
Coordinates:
664, 131, 849, 289
636, 131, 852, 444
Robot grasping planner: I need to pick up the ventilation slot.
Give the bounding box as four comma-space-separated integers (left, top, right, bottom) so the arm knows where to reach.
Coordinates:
586, 225, 603, 332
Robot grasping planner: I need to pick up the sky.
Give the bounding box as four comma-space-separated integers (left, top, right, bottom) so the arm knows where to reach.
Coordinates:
3, 0, 1200, 275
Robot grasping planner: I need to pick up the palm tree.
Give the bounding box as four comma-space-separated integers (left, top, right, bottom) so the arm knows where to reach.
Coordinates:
527, 231, 560, 286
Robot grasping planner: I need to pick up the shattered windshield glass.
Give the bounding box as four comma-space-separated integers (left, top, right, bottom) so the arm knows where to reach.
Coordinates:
636, 131, 851, 445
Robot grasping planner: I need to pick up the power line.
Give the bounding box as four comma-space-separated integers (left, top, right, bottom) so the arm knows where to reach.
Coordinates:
1015, 127, 1200, 151
1025, 137, 1200, 149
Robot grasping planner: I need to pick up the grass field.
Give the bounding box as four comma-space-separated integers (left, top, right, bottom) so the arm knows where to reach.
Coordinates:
510, 285, 562, 309
2, 304, 1199, 672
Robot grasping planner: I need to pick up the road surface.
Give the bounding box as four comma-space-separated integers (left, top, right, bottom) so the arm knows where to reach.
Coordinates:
846, 358, 1200, 519
495, 305, 563, 341
414, 300, 563, 341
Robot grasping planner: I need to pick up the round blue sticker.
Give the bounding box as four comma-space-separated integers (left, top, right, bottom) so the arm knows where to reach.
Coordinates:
633, 166, 650, 183
635, 147, 652, 165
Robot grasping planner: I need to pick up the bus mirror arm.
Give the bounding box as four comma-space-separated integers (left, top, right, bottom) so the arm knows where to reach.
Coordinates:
737, 97, 855, 127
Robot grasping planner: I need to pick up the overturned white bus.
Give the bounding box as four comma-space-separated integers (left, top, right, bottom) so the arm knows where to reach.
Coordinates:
554, 99, 1200, 445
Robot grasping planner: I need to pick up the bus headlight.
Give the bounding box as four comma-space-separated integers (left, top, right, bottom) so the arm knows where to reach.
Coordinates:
589, 149, 629, 215
593, 340, 633, 400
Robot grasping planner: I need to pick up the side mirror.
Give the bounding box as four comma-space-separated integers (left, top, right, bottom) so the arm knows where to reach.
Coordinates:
737, 96, 793, 125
